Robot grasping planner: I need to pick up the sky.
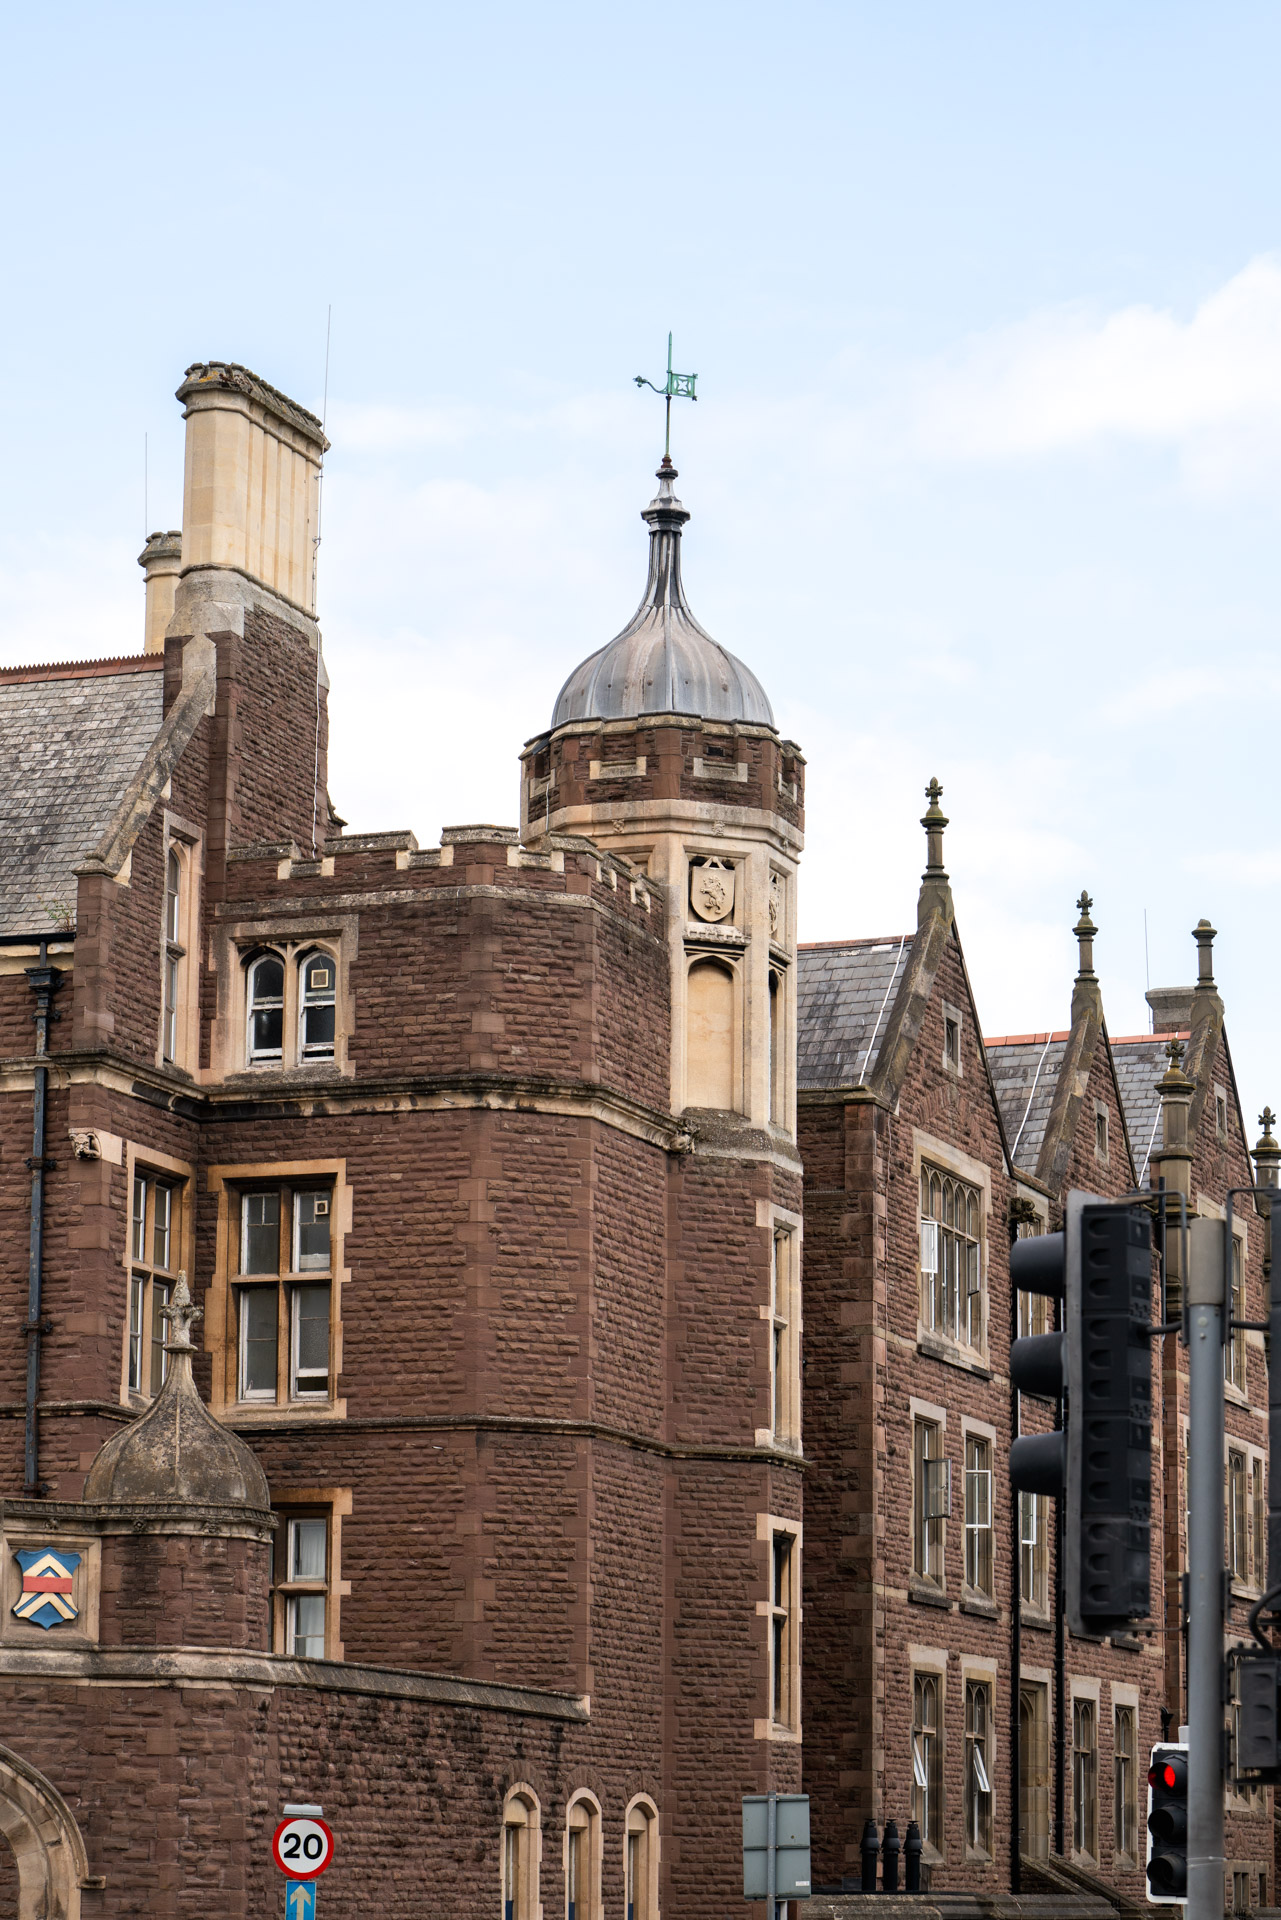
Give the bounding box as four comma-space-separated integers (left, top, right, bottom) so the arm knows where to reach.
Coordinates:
3, 2, 1281, 1137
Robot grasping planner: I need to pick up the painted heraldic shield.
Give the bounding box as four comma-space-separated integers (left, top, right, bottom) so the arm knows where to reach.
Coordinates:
13, 1548, 81, 1629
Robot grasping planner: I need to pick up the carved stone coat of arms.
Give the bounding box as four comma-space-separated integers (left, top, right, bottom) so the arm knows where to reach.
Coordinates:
690, 859, 736, 924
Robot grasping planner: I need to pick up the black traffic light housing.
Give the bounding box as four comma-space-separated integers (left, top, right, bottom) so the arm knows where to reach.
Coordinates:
1009, 1192, 1153, 1637
1145, 1742, 1188, 1902
1233, 1650, 1281, 1783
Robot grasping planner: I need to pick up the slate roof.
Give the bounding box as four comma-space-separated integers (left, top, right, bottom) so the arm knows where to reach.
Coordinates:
1111, 1033, 1185, 1182
985, 1033, 1069, 1175
797, 935, 911, 1090
0, 659, 164, 936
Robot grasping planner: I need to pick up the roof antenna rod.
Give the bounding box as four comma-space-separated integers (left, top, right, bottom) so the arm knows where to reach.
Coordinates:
143, 433, 148, 542
635, 332, 697, 461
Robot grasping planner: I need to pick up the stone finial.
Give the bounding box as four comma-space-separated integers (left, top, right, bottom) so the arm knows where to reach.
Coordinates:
1074, 891, 1097, 981
1255, 1107, 1281, 1191
1193, 918, 1217, 990
1162, 1036, 1189, 1078
921, 778, 948, 880
160, 1272, 202, 1354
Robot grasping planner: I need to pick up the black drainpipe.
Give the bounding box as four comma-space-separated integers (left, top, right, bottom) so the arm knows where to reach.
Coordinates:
24, 942, 62, 1498
1008, 1205, 1023, 1895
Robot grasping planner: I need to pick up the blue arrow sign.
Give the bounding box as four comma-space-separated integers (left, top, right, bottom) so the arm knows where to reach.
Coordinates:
286, 1882, 316, 1920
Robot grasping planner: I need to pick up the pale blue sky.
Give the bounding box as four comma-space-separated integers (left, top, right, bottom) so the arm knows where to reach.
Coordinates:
4, 3, 1281, 1133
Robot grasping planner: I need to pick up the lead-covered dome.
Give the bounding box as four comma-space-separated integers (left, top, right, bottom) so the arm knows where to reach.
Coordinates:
551, 458, 774, 729
83, 1275, 271, 1513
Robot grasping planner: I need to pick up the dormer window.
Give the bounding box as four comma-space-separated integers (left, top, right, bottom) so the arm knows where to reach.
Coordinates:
300, 954, 336, 1059
247, 954, 285, 1062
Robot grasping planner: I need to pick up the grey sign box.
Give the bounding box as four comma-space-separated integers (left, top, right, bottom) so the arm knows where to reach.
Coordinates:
742, 1795, 811, 1899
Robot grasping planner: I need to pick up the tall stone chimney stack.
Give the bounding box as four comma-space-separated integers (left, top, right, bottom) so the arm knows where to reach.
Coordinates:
138, 529, 183, 652
175, 361, 328, 615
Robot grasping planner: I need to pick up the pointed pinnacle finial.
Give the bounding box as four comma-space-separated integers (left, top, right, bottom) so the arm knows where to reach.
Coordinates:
1262, 1106, 1277, 1139
1193, 917, 1217, 990
160, 1272, 202, 1353
1073, 891, 1097, 981
1255, 1107, 1281, 1193
1165, 1036, 1185, 1070
921, 778, 948, 880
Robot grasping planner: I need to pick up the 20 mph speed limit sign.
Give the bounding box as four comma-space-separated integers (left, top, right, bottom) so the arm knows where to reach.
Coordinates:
273, 1817, 335, 1879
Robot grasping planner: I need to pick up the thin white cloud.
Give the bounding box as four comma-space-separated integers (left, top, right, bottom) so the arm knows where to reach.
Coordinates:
910, 255, 1281, 494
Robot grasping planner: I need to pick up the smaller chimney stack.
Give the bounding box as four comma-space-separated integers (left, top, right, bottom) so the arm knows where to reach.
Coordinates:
138, 530, 183, 653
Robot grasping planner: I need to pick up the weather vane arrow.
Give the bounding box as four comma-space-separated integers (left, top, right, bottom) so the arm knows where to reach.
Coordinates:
635, 331, 697, 459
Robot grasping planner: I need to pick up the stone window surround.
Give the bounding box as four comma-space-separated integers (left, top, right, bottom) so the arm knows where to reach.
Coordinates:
910, 1396, 949, 1596
960, 1416, 998, 1607
909, 1644, 949, 1863
501, 1784, 542, 1920
1197, 1195, 1255, 1407
211, 911, 359, 1082
960, 1654, 998, 1863
942, 999, 964, 1077
1093, 1097, 1110, 1166
157, 809, 203, 1076
1223, 1433, 1267, 1599
755, 1510, 803, 1744
119, 1140, 195, 1409
270, 1484, 352, 1662
1069, 1675, 1101, 1868
914, 1129, 991, 1372
623, 1796, 660, 1920
563, 1789, 604, 1920
756, 1199, 803, 1455
1111, 1680, 1141, 1865
204, 1158, 351, 1424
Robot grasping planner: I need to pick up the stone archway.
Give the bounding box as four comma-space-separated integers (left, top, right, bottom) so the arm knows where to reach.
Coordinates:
0, 1744, 88, 1920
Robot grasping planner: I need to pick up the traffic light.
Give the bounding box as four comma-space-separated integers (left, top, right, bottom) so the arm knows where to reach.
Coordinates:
1145, 1743, 1188, 1902
1233, 1650, 1281, 1782
1009, 1193, 1153, 1636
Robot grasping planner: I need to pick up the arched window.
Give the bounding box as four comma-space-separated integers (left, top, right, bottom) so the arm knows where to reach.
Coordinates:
565, 1794, 601, 1920
502, 1790, 540, 1920
624, 1799, 659, 1920
912, 1671, 943, 1850
247, 954, 285, 1063
768, 969, 781, 1124
162, 847, 183, 1063
299, 952, 337, 1060
686, 958, 735, 1110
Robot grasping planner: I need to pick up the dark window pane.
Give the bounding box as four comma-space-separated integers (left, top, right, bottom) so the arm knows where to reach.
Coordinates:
251, 1006, 284, 1055
305, 959, 333, 994
303, 1003, 336, 1052
294, 1191, 331, 1271
150, 1283, 170, 1395
252, 958, 284, 1001
242, 1192, 280, 1274
240, 1289, 277, 1396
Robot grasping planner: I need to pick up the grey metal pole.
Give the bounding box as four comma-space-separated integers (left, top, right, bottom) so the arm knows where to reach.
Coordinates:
766, 1791, 777, 1920
1186, 1217, 1226, 1920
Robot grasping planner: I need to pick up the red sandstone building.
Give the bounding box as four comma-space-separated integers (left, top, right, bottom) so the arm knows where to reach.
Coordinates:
0, 359, 1272, 1919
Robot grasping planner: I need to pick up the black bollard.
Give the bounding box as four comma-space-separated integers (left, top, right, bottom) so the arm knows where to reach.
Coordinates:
882, 1818, 900, 1893
861, 1819, 880, 1893
904, 1821, 922, 1893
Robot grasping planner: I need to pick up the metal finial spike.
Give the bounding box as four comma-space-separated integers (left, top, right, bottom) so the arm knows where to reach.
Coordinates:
634, 332, 698, 461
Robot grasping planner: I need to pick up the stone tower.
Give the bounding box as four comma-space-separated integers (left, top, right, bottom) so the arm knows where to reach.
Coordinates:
521, 455, 806, 1138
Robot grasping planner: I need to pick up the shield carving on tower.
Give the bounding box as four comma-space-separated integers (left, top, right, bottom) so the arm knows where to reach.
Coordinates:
690, 859, 736, 924
12, 1548, 81, 1629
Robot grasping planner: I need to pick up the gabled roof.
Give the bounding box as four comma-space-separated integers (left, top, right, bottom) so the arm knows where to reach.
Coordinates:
985, 1032, 1069, 1175
1110, 1032, 1186, 1183
797, 935, 911, 1090
0, 660, 165, 935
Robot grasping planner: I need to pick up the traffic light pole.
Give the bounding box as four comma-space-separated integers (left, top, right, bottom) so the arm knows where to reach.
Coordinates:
1185, 1216, 1226, 1920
